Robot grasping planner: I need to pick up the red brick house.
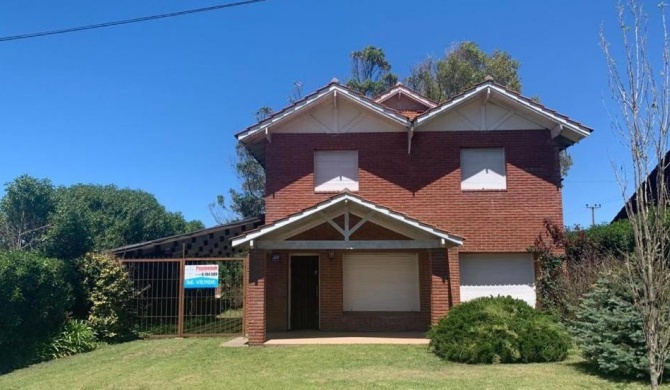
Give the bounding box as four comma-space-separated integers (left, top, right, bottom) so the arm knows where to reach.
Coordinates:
232, 79, 592, 345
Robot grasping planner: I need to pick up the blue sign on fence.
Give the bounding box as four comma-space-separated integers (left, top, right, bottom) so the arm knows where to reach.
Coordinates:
184, 264, 219, 289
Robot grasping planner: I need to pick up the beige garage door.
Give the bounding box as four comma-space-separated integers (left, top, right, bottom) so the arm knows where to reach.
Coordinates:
460, 253, 536, 307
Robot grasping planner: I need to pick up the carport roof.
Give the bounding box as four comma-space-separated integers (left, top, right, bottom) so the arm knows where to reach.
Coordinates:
111, 216, 263, 258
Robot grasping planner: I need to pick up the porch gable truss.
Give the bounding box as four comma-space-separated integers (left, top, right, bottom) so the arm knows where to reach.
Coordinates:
231, 193, 464, 251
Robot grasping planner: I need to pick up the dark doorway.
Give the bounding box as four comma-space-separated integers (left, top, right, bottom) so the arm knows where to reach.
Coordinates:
290, 256, 319, 330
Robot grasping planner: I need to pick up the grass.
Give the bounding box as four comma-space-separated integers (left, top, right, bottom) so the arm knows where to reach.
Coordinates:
0, 338, 661, 390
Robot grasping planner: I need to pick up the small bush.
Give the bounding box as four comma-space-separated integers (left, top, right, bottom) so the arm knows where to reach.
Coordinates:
0, 251, 72, 371
38, 319, 97, 360
79, 252, 139, 342
429, 296, 571, 364
571, 274, 668, 377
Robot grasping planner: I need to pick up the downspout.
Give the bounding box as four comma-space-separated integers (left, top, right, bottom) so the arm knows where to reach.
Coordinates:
407, 120, 414, 155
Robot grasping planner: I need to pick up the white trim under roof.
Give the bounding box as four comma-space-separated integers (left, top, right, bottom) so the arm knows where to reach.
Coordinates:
236, 84, 410, 143
375, 84, 438, 109
414, 83, 592, 140
231, 193, 463, 248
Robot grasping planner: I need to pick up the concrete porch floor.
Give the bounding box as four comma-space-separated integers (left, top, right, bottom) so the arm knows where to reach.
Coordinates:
264, 331, 429, 345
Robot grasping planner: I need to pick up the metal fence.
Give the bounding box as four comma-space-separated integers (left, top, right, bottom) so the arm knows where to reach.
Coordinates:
120, 257, 245, 337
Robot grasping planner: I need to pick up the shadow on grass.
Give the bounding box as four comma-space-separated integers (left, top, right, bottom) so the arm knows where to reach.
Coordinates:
565, 360, 653, 388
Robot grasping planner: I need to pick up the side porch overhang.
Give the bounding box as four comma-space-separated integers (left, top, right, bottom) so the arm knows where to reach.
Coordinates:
231, 193, 463, 251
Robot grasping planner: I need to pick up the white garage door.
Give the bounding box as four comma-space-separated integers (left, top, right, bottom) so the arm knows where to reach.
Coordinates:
343, 253, 419, 311
460, 253, 536, 307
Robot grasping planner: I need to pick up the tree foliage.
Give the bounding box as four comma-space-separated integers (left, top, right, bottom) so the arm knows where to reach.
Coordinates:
572, 273, 655, 378
0, 176, 203, 260
530, 219, 633, 321
0, 175, 55, 250
79, 252, 138, 342
406, 42, 521, 102
228, 144, 266, 219
211, 107, 272, 223
346, 45, 398, 97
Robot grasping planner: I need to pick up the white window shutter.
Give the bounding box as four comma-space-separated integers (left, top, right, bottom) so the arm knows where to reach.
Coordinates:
314, 150, 359, 192
343, 253, 420, 311
461, 148, 506, 190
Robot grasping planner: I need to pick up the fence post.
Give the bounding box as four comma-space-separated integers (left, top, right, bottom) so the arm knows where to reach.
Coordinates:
178, 246, 186, 337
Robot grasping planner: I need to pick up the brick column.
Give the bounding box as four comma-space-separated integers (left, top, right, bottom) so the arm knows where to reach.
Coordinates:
430, 248, 449, 324
447, 247, 460, 307
246, 249, 266, 345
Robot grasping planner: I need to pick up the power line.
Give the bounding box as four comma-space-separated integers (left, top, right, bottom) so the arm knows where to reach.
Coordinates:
0, 0, 266, 43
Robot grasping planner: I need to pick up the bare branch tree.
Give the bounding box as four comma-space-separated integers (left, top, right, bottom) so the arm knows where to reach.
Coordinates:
602, 1, 670, 388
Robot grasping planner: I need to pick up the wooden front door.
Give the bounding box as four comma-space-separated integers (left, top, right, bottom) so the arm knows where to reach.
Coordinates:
290, 256, 319, 330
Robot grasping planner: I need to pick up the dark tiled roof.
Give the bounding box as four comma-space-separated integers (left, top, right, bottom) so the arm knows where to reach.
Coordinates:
111, 216, 263, 258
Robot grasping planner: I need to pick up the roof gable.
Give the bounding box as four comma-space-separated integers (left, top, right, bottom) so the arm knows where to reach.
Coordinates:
231, 192, 464, 248
236, 81, 408, 143
269, 92, 406, 135
414, 81, 593, 143
375, 83, 437, 111
420, 97, 545, 132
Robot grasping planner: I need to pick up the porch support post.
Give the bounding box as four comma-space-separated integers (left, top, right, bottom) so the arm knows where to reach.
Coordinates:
246, 249, 267, 345
447, 247, 460, 306
430, 248, 450, 324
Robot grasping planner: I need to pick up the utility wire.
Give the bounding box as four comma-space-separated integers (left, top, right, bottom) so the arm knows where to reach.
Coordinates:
0, 0, 266, 43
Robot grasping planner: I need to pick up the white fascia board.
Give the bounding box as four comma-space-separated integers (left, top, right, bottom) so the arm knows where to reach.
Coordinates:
237, 85, 408, 143
232, 193, 463, 247
414, 84, 591, 139
376, 86, 437, 108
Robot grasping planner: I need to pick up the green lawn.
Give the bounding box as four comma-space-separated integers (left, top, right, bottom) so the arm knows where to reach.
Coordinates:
0, 338, 659, 389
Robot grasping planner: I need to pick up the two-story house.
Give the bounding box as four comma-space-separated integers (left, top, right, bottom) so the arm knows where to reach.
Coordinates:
232, 79, 591, 345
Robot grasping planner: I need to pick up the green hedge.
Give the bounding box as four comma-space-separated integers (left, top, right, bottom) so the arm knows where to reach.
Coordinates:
429, 296, 571, 364
79, 252, 139, 342
0, 251, 72, 372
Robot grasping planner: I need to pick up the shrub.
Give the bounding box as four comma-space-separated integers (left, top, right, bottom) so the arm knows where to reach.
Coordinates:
0, 251, 72, 371
38, 319, 97, 360
429, 296, 571, 364
571, 274, 668, 377
79, 252, 139, 342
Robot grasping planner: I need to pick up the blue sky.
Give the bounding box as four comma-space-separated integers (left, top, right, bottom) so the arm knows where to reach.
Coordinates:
0, 0, 659, 227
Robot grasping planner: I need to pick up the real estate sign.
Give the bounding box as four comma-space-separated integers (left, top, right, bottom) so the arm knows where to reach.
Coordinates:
184, 264, 219, 289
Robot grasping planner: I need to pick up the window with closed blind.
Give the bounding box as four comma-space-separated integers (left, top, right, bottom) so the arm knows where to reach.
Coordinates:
343, 253, 420, 312
460, 148, 506, 190
314, 150, 359, 192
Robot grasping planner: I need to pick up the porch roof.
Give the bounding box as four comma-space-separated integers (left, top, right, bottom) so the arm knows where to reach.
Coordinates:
231, 192, 464, 250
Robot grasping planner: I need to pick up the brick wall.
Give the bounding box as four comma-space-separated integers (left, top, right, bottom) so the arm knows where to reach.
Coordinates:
264, 130, 563, 253
265, 249, 440, 332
